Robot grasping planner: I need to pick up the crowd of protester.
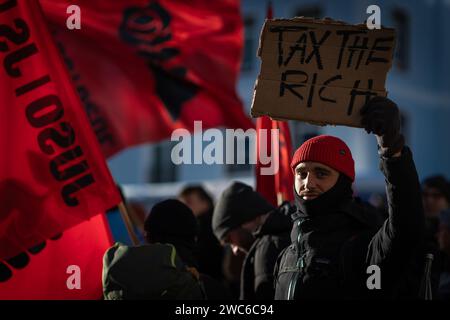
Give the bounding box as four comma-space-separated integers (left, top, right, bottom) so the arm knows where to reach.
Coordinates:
102, 97, 450, 300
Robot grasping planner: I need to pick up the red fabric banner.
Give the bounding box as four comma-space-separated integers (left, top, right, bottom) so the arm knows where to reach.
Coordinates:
255, 117, 294, 206
0, 213, 113, 300
0, 0, 120, 260
274, 120, 294, 203
40, 0, 253, 158
256, 116, 277, 206
255, 2, 293, 206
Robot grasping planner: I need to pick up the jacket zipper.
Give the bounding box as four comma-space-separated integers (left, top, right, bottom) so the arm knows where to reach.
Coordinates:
287, 219, 306, 300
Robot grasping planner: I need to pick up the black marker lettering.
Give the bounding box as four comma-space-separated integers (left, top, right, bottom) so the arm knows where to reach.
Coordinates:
319, 75, 342, 103
304, 30, 331, 70
269, 25, 309, 67
280, 70, 308, 100
366, 37, 394, 65
347, 79, 376, 116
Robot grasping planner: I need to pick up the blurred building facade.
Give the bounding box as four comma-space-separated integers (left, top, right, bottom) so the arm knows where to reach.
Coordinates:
108, 0, 450, 198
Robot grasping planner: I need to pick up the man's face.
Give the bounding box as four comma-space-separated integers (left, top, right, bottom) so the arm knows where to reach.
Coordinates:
179, 193, 210, 217
422, 186, 449, 218
222, 228, 255, 256
294, 161, 340, 200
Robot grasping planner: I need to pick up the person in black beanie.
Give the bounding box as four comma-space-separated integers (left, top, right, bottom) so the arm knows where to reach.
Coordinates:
145, 199, 200, 267
102, 199, 206, 300
275, 97, 433, 300
145, 199, 231, 300
212, 182, 293, 300
104, 200, 232, 300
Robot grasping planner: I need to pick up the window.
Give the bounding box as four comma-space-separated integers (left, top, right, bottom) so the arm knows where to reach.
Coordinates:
392, 8, 410, 71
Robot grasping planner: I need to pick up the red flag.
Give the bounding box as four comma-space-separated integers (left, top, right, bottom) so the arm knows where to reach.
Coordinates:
40, 0, 253, 158
255, 2, 294, 206
0, 213, 112, 299
266, 1, 273, 19
274, 120, 294, 203
256, 116, 277, 206
255, 118, 294, 206
0, 1, 120, 260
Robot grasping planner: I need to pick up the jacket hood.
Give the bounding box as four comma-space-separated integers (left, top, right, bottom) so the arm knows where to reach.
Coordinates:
254, 202, 294, 238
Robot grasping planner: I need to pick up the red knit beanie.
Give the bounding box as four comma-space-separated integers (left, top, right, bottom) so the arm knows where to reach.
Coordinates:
291, 135, 355, 182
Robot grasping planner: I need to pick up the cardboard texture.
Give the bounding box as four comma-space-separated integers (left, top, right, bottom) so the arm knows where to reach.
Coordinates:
251, 17, 396, 127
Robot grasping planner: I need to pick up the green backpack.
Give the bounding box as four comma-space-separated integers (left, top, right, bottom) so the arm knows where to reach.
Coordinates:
102, 242, 205, 300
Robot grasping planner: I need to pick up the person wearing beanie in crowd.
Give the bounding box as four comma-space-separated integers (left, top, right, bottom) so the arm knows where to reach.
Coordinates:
144, 199, 231, 300
144, 199, 200, 268
274, 97, 431, 299
102, 199, 230, 300
212, 182, 294, 300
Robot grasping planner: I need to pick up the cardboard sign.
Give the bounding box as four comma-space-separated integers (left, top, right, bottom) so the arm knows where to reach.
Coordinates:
250, 17, 396, 127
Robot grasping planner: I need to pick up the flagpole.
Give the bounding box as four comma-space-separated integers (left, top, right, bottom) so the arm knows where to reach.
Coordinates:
118, 202, 140, 245
277, 192, 284, 206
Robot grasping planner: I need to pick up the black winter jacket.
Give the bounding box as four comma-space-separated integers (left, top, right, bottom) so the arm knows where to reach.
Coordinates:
240, 203, 293, 300
275, 147, 427, 299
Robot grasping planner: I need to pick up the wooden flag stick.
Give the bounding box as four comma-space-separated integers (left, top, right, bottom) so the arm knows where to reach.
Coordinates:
118, 201, 140, 245
277, 192, 284, 206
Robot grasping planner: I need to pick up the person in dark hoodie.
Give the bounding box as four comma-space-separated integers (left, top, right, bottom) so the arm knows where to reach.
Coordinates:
212, 182, 293, 300
275, 97, 431, 299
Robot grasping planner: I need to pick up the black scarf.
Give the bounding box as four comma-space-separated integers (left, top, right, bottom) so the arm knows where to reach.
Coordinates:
294, 174, 353, 218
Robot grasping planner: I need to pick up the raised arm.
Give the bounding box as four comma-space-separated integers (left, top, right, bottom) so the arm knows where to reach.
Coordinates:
360, 97, 425, 282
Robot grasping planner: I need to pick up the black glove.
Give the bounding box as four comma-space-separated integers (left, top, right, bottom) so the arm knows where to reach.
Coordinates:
360, 96, 405, 157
